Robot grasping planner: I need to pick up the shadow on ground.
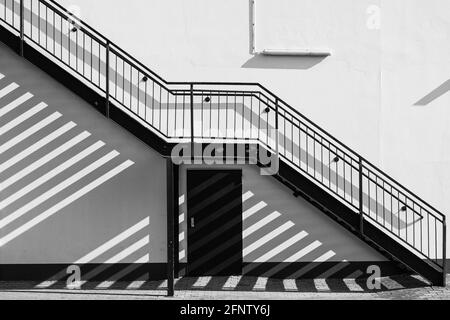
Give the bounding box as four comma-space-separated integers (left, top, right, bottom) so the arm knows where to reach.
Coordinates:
0, 275, 432, 295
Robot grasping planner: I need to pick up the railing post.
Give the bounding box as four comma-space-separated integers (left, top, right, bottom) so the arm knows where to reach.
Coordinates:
166, 158, 175, 297
359, 156, 364, 235
190, 84, 194, 162
19, 0, 24, 56
105, 40, 110, 118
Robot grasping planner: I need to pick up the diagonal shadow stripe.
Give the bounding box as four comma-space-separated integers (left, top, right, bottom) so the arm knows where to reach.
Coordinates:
415, 79, 450, 106
188, 181, 241, 218
1, 131, 91, 192
0, 92, 33, 117
243, 240, 322, 277
317, 260, 350, 279
189, 200, 243, 253
0, 140, 104, 210
0, 83, 20, 101
243, 222, 294, 257
188, 232, 242, 274
190, 207, 302, 276
0, 150, 119, 227
287, 250, 336, 279
243, 210, 280, 239
208, 251, 244, 276
253, 231, 309, 263
243, 235, 311, 276
96, 254, 149, 289
0, 159, 134, 246
78, 236, 149, 285
76, 217, 149, 264
0, 121, 76, 175
187, 172, 228, 199
35, 217, 150, 288
187, 189, 254, 243
0, 102, 47, 135
243, 200, 267, 220
0, 112, 61, 153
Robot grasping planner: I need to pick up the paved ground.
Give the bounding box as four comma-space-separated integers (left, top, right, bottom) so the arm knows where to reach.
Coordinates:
0, 275, 449, 300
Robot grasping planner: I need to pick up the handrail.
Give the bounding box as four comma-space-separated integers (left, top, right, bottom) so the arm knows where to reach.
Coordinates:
0, 0, 445, 273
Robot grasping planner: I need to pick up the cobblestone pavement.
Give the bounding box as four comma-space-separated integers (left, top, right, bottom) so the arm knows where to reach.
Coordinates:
0, 274, 449, 300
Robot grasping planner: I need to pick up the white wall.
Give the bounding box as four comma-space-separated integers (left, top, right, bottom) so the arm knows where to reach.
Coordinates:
55, 0, 450, 251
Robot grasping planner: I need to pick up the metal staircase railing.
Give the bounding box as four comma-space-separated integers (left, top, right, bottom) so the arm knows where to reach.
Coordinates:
0, 0, 446, 280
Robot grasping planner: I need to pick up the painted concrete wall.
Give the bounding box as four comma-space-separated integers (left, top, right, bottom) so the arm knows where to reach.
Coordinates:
55, 0, 450, 253
178, 164, 386, 265
0, 42, 167, 265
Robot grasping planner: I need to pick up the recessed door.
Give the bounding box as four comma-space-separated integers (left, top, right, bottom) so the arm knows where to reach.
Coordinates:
186, 170, 243, 276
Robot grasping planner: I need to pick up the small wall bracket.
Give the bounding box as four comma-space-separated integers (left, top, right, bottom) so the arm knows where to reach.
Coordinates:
261, 49, 332, 57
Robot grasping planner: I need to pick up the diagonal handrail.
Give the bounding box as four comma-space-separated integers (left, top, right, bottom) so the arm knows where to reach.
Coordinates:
0, 0, 445, 276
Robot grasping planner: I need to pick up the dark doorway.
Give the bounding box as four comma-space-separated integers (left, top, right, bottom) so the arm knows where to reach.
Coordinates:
186, 170, 243, 276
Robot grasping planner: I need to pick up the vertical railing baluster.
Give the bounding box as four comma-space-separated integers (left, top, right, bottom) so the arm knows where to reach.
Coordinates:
275, 98, 279, 159
443, 218, 447, 284
359, 157, 364, 235
19, 0, 24, 56
190, 84, 194, 162
105, 40, 110, 118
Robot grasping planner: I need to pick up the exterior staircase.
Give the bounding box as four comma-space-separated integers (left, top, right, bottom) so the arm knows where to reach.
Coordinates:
0, 0, 446, 285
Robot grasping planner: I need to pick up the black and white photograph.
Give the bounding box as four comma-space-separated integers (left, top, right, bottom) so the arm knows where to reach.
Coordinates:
0, 0, 449, 310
